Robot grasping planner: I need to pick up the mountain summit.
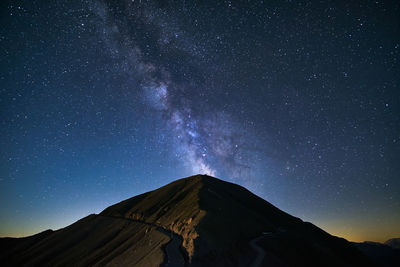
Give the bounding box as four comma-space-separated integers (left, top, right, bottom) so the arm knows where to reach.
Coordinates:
0, 175, 374, 266
100, 174, 305, 262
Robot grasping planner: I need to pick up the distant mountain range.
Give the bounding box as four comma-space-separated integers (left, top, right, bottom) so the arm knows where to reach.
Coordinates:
352, 238, 400, 267
0, 175, 397, 266
384, 238, 400, 250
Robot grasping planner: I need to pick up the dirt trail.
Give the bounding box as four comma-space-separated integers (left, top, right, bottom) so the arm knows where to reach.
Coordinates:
250, 232, 287, 267
100, 215, 186, 267
249, 235, 267, 267
160, 230, 185, 267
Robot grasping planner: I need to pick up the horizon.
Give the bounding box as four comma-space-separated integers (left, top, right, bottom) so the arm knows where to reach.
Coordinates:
1, 0, 399, 246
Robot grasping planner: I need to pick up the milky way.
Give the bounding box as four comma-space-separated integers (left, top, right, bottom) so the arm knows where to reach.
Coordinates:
91, 0, 259, 181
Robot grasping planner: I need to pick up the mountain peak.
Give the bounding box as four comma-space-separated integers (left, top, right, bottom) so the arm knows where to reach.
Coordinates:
99, 174, 337, 263
100, 174, 293, 260
163, 173, 228, 187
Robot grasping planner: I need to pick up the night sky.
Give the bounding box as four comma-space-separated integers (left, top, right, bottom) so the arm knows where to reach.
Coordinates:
1, 0, 399, 242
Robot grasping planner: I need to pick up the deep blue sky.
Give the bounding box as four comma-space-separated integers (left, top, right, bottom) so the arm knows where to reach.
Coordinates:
0, 0, 399, 242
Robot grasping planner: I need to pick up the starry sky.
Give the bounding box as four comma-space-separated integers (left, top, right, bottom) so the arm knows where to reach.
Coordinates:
0, 0, 399, 242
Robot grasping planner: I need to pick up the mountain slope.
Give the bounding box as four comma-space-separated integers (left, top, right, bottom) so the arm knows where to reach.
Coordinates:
0, 175, 375, 266
0, 215, 172, 266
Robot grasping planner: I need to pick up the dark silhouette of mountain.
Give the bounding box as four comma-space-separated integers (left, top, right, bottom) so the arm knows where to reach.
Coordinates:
384, 238, 400, 250
352, 239, 400, 267
0, 175, 375, 266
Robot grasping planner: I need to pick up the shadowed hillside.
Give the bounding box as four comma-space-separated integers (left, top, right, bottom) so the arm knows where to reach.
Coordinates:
0, 175, 376, 266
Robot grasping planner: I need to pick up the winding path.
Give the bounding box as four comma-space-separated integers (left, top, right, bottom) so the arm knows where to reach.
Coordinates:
100, 215, 186, 266
249, 232, 277, 267
159, 229, 185, 267
249, 235, 267, 267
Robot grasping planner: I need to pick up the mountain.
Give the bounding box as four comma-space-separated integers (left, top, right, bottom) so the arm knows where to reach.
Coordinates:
0, 175, 375, 266
352, 239, 400, 267
384, 238, 400, 250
